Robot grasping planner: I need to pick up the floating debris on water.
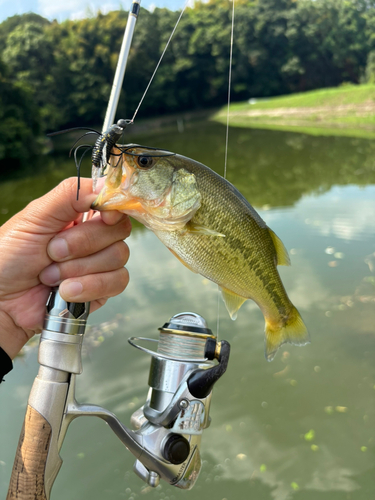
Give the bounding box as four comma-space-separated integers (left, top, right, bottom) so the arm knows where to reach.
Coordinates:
324, 406, 334, 415
335, 406, 348, 413
304, 429, 315, 441
291, 482, 300, 491
290, 379, 298, 386
361, 446, 368, 452
328, 261, 338, 267
311, 445, 319, 451
334, 252, 345, 259
260, 464, 267, 472
236, 453, 247, 460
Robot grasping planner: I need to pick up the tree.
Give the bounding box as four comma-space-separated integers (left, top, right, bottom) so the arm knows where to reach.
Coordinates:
0, 60, 41, 166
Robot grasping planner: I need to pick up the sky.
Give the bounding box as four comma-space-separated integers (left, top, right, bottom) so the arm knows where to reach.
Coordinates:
0, 0, 188, 23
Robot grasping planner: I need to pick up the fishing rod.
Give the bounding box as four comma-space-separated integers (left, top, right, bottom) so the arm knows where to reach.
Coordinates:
7, 1, 232, 499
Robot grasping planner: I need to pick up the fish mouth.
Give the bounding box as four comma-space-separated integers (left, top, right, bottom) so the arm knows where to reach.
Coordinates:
91, 187, 126, 211
91, 185, 146, 213
91, 159, 148, 214
91, 192, 144, 212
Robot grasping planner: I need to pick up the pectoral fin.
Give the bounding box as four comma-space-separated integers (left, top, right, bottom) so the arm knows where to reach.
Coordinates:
220, 287, 247, 320
268, 228, 291, 266
187, 222, 225, 237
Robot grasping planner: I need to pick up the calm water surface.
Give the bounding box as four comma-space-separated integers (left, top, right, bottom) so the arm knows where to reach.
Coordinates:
0, 122, 374, 500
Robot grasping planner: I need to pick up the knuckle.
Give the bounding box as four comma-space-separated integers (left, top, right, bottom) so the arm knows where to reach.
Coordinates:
82, 227, 98, 253
113, 241, 130, 265
71, 224, 97, 256
59, 260, 80, 280
116, 217, 132, 240
109, 268, 129, 296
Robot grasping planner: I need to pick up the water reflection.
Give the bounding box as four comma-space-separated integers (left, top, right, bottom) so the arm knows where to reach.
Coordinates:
0, 123, 374, 500
2, 124, 375, 224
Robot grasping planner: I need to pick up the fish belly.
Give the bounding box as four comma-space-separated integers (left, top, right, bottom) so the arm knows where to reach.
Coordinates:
153, 225, 291, 322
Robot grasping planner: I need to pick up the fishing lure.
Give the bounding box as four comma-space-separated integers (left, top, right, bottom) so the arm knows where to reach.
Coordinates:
92, 119, 131, 171
48, 119, 132, 198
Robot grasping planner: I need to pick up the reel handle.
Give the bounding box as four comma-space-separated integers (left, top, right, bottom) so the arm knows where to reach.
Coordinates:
7, 405, 52, 500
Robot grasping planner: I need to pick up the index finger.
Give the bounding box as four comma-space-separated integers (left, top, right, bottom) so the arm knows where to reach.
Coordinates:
24, 178, 97, 234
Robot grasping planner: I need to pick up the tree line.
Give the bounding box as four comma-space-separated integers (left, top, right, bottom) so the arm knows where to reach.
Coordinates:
2, 0, 375, 165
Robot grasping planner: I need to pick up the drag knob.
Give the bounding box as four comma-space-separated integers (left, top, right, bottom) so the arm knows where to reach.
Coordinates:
162, 434, 190, 464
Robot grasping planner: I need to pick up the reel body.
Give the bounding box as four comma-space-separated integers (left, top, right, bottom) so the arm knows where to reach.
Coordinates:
128, 313, 230, 488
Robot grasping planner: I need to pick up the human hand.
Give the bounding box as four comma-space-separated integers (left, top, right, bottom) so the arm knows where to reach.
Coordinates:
0, 177, 131, 359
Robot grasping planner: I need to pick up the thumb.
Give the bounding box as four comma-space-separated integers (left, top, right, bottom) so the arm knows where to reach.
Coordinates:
20, 178, 97, 234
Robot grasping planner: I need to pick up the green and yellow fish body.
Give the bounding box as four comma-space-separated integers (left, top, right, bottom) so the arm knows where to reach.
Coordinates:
92, 146, 309, 361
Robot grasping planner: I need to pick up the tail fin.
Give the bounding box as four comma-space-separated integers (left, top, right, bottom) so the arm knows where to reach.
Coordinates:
265, 306, 309, 362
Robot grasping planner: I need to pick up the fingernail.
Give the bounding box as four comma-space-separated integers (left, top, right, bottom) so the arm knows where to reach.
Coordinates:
48, 238, 69, 260
40, 264, 61, 285
60, 281, 83, 298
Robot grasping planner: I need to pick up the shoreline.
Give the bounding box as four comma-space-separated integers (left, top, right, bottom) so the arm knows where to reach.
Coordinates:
213, 84, 375, 139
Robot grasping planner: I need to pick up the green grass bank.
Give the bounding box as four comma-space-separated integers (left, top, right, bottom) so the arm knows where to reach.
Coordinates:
214, 84, 375, 139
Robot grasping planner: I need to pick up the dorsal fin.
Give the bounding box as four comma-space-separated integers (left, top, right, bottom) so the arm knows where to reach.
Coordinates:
268, 228, 291, 266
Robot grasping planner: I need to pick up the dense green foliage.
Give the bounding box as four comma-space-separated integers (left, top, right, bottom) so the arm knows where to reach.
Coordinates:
0, 59, 41, 167
2, 0, 375, 164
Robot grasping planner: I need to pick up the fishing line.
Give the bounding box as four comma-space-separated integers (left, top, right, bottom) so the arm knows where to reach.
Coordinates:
224, 0, 235, 182
217, 0, 235, 339
130, 0, 190, 122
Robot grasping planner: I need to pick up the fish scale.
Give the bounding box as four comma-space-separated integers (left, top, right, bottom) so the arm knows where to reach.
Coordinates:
92, 148, 309, 361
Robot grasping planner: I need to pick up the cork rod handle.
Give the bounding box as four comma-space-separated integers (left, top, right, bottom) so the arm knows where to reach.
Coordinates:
7, 405, 52, 500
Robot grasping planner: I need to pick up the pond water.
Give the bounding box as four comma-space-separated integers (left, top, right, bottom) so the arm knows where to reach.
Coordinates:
0, 121, 374, 500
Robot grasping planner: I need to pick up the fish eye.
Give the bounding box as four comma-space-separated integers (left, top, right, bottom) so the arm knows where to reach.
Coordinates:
137, 156, 154, 169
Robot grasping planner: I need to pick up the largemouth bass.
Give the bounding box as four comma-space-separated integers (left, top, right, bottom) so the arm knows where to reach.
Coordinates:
91, 145, 309, 361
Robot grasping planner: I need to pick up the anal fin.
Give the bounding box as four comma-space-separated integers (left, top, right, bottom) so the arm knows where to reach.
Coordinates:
220, 286, 247, 320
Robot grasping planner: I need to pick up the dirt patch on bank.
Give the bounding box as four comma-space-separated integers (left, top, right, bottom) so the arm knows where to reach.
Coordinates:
230, 102, 375, 120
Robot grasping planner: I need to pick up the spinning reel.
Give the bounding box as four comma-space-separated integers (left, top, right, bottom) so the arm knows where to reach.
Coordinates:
7, 289, 230, 499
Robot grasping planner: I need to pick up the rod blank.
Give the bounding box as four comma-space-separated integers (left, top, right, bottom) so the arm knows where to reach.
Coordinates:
102, 0, 141, 131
